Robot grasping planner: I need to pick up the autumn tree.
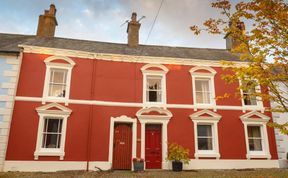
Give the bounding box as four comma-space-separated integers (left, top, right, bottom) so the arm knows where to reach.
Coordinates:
190, 0, 288, 134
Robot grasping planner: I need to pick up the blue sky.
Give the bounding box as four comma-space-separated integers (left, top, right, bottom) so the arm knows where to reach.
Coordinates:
0, 0, 236, 49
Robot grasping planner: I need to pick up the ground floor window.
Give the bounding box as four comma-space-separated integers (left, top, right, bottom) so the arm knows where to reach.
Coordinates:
34, 103, 71, 160
247, 126, 263, 151
197, 124, 213, 150
42, 118, 63, 149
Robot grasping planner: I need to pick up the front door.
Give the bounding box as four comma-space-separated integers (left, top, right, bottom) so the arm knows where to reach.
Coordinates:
145, 124, 162, 169
112, 123, 132, 170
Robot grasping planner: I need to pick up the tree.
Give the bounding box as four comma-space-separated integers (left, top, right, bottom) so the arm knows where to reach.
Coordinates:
190, 0, 288, 134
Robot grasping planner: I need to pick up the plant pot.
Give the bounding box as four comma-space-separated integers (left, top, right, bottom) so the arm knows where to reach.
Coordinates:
172, 161, 183, 172
133, 161, 144, 171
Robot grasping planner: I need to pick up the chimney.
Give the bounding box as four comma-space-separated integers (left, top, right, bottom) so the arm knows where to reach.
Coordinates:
36, 4, 58, 38
224, 21, 245, 50
127, 12, 141, 47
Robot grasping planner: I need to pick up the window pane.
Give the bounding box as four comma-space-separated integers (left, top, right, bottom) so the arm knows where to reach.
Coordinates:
248, 126, 261, 137
48, 84, 66, 97
196, 92, 210, 104
197, 125, 212, 137
249, 139, 263, 151
147, 76, 162, 90
51, 69, 67, 84
198, 138, 213, 150
147, 91, 162, 102
195, 80, 209, 92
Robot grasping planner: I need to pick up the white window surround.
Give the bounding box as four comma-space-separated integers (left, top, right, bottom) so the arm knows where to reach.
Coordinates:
190, 109, 221, 159
141, 64, 168, 107
189, 66, 216, 111
108, 115, 137, 170
42, 56, 75, 106
240, 110, 271, 159
34, 102, 72, 160
136, 107, 172, 170
239, 80, 264, 113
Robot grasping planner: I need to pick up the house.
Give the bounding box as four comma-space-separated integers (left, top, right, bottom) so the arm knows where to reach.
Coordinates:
0, 5, 279, 172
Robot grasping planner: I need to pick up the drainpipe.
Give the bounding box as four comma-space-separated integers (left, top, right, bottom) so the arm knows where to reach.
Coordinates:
86, 59, 97, 171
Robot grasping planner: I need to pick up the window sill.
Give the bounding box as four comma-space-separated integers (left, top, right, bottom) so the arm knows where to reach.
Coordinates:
195, 152, 220, 159
246, 152, 271, 159
34, 149, 65, 160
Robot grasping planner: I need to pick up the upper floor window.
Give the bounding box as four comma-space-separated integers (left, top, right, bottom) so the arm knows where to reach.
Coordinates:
141, 64, 168, 105
247, 126, 263, 151
42, 56, 75, 105
240, 80, 263, 108
195, 78, 212, 104
190, 66, 216, 107
146, 75, 163, 102
48, 69, 68, 98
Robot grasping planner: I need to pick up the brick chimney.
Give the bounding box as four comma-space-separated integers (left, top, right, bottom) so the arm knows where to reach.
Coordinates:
225, 21, 245, 50
127, 12, 141, 47
36, 4, 58, 38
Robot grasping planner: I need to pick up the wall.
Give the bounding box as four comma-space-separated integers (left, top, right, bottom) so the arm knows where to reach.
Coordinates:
0, 54, 21, 171
5, 52, 279, 171
271, 81, 288, 168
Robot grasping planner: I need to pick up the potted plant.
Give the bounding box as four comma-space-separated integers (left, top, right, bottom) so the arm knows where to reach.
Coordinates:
167, 143, 190, 172
132, 157, 144, 171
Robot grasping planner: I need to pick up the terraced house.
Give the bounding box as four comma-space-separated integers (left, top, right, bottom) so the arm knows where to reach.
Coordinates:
0, 5, 280, 171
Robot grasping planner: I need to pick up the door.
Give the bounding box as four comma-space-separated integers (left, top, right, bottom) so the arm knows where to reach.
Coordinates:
112, 123, 132, 170
145, 124, 162, 169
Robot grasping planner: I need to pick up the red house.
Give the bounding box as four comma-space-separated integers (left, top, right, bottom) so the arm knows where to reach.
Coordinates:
1, 5, 279, 171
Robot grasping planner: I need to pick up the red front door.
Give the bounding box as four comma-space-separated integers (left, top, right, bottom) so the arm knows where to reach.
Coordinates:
112, 123, 132, 170
145, 124, 162, 169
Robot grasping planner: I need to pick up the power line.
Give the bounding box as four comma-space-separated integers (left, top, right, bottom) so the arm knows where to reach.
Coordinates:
145, 0, 164, 44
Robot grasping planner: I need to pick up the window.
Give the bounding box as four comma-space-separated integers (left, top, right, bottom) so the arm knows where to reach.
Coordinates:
190, 109, 221, 159
42, 118, 63, 148
42, 56, 75, 105
195, 78, 211, 104
190, 66, 216, 108
146, 75, 163, 102
240, 111, 271, 159
247, 126, 263, 151
197, 125, 213, 150
242, 81, 257, 106
48, 69, 67, 98
141, 64, 168, 105
34, 103, 72, 160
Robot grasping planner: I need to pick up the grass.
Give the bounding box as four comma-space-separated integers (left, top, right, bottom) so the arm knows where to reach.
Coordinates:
0, 168, 287, 178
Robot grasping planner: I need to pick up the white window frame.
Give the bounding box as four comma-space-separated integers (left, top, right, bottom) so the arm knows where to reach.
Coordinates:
141, 64, 168, 107
189, 66, 216, 111
34, 102, 72, 160
239, 79, 263, 111
190, 109, 221, 159
42, 56, 75, 106
240, 110, 271, 159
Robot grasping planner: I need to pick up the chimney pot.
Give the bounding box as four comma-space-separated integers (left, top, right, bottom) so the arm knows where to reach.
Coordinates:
36, 4, 58, 38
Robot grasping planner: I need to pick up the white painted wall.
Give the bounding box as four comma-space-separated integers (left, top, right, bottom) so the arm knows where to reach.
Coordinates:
271, 81, 288, 168
0, 54, 21, 171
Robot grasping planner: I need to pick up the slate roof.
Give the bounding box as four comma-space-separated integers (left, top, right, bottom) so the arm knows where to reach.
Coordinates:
0, 33, 240, 61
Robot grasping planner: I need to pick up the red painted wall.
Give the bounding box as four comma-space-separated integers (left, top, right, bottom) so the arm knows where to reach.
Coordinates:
7, 52, 278, 162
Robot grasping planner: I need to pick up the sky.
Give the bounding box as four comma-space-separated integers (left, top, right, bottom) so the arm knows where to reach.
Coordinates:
0, 0, 238, 49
